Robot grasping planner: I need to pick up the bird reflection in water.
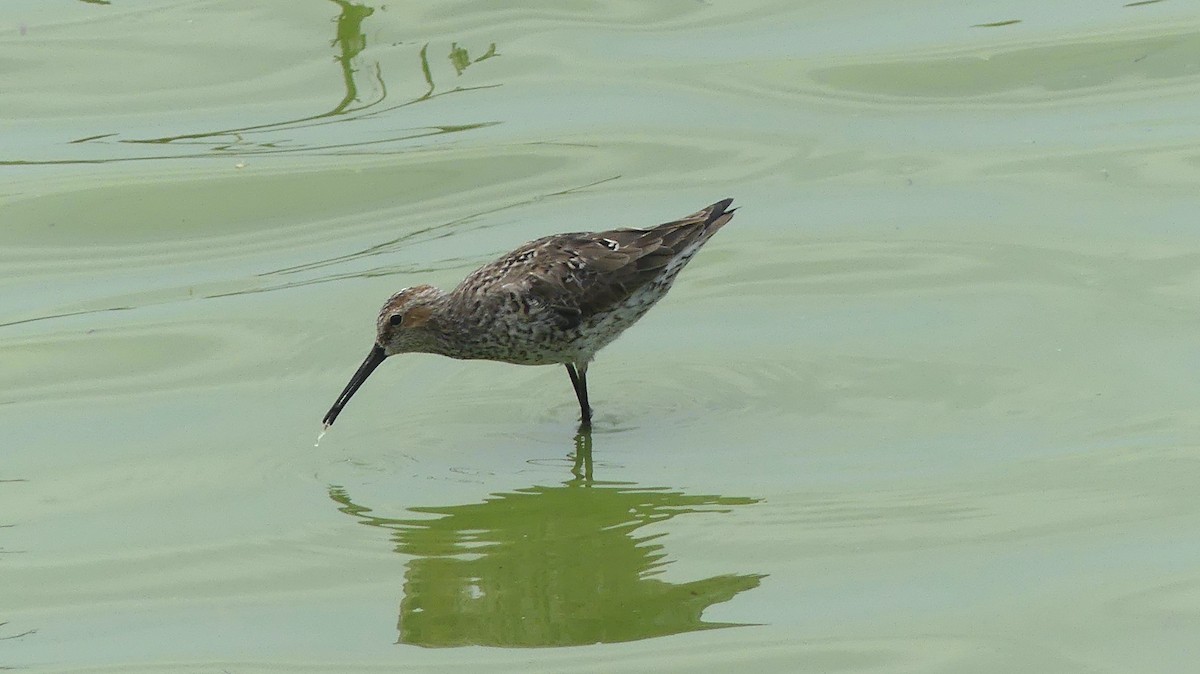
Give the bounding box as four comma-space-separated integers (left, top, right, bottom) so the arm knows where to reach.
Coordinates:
328, 428, 764, 647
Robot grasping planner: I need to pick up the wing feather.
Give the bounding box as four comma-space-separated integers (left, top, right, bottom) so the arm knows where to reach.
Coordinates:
452, 199, 735, 329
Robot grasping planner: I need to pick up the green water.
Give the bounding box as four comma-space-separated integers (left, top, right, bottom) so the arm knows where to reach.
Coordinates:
5, 1, 1200, 671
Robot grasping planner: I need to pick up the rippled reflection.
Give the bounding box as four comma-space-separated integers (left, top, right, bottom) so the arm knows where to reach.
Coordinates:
328, 431, 763, 647
0, 477, 27, 558
258, 176, 619, 280
114, 0, 384, 149
0, 174, 619, 330
10, 1, 502, 165
0, 622, 37, 642
114, 1, 499, 150
806, 28, 1200, 103
0, 477, 34, 642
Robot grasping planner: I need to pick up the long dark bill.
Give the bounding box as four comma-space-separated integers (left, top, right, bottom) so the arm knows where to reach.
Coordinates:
322, 344, 387, 429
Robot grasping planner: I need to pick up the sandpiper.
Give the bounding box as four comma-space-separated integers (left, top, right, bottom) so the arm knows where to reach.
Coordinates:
322, 198, 736, 429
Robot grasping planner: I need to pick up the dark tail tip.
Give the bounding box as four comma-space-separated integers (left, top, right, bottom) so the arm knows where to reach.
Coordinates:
706, 197, 736, 226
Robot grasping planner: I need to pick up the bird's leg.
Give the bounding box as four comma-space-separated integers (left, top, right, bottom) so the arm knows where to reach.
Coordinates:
564, 362, 592, 427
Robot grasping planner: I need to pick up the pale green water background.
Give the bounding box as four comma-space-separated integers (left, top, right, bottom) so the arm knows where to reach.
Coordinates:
4, 0, 1200, 671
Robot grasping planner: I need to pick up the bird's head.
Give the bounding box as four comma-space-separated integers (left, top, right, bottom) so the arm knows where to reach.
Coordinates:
322, 284, 445, 428
375, 284, 445, 356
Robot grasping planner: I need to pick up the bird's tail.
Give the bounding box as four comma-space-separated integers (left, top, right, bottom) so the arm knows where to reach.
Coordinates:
699, 197, 736, 233
667, 197, 736, 246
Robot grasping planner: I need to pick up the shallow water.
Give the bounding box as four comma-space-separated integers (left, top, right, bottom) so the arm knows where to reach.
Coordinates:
4, 1, 1200, 672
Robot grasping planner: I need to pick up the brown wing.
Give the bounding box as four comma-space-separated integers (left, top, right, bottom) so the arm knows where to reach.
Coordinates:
461, 198, 735, 329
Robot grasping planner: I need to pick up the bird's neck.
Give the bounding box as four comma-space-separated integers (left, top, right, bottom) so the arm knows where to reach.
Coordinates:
423, 292, 497, 361
422, 294, 473, 358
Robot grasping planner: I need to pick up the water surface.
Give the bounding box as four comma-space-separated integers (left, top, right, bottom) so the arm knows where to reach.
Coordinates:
4, 1, 1200, 672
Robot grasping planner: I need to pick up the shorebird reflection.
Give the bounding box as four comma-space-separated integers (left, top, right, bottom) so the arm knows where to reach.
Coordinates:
328, 434, 763, 647
570, 424, 593, 482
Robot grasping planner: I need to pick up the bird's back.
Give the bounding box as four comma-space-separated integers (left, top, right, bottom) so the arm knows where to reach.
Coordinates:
447, 198, 735, 364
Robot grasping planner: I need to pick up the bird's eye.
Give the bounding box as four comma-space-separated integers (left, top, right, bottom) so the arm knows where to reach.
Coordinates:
389, 314, 403, 327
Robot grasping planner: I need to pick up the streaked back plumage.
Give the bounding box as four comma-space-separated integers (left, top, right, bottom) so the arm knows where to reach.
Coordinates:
442, 198, 736, 364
